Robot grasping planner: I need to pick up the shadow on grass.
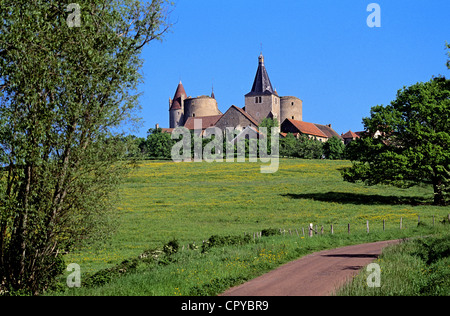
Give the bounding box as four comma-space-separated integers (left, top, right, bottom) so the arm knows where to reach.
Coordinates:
281, 192, 429, 206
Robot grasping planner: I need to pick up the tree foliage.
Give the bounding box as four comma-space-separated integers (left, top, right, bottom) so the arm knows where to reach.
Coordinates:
323, 136, 345, 160
280, 134, 324, 159
145, 128, 175, 159
0, 0, 171, 295
342, 76, 450, 206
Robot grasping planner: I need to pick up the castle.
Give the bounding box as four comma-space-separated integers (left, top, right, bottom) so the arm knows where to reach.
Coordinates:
165, 54, 340, 141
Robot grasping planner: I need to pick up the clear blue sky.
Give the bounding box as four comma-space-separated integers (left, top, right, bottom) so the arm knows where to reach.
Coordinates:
129, 0, 450, 138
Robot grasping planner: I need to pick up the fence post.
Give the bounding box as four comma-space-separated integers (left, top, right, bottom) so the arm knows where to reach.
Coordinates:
383, 219, 385, 232
366, 220, 370, 234
400, 217, 403, 230
309, 224, 313, 237
348, 223, 350, 234
331, 224, 334, 235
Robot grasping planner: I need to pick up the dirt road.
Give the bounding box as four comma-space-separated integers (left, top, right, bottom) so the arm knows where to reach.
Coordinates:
221, 239, 401, 296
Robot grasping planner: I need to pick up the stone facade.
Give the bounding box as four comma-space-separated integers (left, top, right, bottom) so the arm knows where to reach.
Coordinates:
184, 96, 222, 119
280, 96, 303, 122
169, 83, 222, 128
245, 94, 281, 125
215, 105, 259, 132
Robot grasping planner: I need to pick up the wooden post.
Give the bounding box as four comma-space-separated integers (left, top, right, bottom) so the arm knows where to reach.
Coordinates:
302, 227, 305, 236
383, 219, 385, 231
331, 224, 334, 235
400, 217, 403, 230
309, 224, 313, 237
348, 223, 350, 234
418, 215, 420, 225
366, 220, 370, 234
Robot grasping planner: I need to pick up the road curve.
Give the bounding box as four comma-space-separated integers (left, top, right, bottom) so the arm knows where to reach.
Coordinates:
220, 239, 401, 296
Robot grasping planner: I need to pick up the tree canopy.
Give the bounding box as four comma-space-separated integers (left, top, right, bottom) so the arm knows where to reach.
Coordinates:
0, 0, 172, 294
342, 76, 450, 206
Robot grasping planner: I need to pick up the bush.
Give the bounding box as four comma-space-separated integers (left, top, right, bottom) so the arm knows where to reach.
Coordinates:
261, 228, 280, 237
202, 235, 251, 252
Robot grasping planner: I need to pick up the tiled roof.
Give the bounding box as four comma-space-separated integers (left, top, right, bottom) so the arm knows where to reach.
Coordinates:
284, 119, 328, 138
314, 124, 341, 139
170, 81, 186, 110
245, 54, 275, 97
184, 115, 223, 130
341, 130, 360, 139
161, 128, 174, 134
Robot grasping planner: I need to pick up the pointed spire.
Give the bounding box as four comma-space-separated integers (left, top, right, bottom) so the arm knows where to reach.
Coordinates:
170, 81, 186, 110
211, 84, 216, 99
246, 53, 274, 96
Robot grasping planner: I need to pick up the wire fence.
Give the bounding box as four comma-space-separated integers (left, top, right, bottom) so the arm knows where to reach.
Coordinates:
179, 214, 450, 251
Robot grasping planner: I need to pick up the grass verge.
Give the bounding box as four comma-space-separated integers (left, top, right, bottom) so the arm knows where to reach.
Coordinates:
51, 221, 448, 296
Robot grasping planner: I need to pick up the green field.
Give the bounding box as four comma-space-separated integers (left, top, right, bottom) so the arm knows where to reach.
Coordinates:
59, 159, 449, 295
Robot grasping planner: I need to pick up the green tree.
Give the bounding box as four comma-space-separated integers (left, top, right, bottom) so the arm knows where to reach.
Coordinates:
296, 135, 324, 159
280, 133, 298, 158
323, 136, 345, 160
0, 0, 172, 294
259, 118, 279, 155
145, 128, 174, 159
342, 77, 450, 206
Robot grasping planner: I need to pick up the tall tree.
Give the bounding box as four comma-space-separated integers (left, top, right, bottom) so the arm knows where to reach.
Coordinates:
323, 136, 345, 160
0, 0, 171, 294
342, 77, 450, 206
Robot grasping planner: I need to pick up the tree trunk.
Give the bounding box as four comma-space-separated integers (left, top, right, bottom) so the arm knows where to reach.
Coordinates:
433, 179, 446, 206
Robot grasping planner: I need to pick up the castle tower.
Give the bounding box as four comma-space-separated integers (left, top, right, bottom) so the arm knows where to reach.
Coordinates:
169, 81, 186, 128
280, 96, 303, 122
244, 54, 281, 125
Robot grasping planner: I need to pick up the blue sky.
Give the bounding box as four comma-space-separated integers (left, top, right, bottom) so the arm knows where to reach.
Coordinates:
130, 0, 450, 138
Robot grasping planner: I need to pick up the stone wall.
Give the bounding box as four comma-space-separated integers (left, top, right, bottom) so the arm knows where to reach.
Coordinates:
245, 94, 281, 125
184, 96, 222, 119
280, 96, 303, 123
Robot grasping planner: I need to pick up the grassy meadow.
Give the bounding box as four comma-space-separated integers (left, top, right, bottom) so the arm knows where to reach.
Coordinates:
58, 158, 449, 295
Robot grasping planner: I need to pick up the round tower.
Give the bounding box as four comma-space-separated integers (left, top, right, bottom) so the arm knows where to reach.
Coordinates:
280, 96, 303, 123
169, 81, 186, 128
184, 95, 222, 119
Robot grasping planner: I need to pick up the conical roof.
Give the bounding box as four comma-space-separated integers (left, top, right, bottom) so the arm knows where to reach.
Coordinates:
245, 54, 274, 97
170, 81, 186, 110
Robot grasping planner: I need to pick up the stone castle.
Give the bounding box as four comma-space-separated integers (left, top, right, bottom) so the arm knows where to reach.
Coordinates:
165, 54, 340, 142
